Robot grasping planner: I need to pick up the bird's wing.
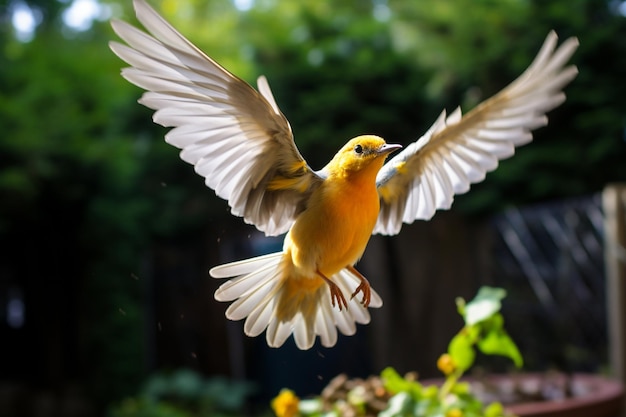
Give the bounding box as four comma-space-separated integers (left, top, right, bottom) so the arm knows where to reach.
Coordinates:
374, 32, 579, 235
109, 0, 322, 236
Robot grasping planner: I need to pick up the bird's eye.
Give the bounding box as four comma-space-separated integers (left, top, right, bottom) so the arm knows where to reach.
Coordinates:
354, 144, 363, 154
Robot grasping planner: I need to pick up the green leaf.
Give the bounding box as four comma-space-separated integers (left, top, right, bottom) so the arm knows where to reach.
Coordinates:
413, 397, 440, 417
450, 381, 471, 395
379, 392, 414, 417
448, 330, 476, 372
422, 385, 438, 399
463, 287, 507, 326
484, 401, 505, 417
380, 367, 423, 399
483, 313, 505, 331
477, 328, 524, 368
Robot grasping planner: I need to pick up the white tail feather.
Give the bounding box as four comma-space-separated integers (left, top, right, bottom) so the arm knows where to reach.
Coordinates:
244, 298, 276, 337
315, 301, 338, 347
210, 252, 283, 278
211, 252, 383, 350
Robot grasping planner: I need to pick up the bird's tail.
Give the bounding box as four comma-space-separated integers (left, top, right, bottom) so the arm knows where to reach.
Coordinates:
210, 252, 382, 350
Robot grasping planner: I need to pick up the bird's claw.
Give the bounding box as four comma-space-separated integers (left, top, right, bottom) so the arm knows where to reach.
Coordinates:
346, 265, 372, 308
317, 270, 348, 311
351, 280, 371, 308
329, 281, 348, 311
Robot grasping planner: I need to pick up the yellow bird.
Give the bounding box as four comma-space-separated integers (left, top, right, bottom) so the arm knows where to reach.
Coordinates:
110, 0, 578, 350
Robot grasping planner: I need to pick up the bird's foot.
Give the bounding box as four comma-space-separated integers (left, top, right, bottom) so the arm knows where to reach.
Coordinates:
317, 270, 348, 311
347, 265, 371, 308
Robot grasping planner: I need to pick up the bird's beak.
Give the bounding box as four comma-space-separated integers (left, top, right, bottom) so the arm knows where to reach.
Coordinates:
377, 143, 403, 155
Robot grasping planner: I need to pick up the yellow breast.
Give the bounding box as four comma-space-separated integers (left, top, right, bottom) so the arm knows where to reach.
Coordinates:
285, 165, 381, 277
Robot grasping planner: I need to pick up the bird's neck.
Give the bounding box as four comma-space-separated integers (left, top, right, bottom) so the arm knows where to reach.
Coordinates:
330, 159, 384, 188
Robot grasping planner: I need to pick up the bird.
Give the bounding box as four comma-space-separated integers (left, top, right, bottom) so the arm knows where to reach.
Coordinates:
109, 0, 579, 350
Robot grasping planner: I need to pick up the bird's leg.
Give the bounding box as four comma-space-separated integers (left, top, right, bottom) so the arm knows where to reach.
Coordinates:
346, 265, 371, 308
316, 270, 348, 311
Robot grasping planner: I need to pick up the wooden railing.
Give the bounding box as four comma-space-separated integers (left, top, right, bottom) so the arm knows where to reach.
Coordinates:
603, 184, 626, 417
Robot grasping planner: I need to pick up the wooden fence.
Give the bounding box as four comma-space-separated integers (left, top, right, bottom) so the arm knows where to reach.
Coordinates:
603, 184, 626, 417
489, 193, 607, 371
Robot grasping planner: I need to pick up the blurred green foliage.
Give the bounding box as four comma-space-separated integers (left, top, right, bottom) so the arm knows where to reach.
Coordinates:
109, 369, 257, 417
1, 0, 625, 410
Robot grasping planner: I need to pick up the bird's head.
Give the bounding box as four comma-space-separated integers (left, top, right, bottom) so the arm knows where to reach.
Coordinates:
326, 135, 402, 177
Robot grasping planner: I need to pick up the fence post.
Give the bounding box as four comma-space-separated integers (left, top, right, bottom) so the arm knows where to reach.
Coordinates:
603, 183, 626, 415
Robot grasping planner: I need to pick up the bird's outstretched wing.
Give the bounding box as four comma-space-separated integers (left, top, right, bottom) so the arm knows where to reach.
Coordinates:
374, 32, 579, 235
110, 0, 322, 236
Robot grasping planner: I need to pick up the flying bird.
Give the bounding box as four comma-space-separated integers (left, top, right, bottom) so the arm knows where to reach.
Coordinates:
110, 0, 578, 350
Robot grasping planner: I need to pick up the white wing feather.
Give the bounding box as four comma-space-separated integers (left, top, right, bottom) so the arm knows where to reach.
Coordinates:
110, 0, 321, 236
375, 32, 578, 235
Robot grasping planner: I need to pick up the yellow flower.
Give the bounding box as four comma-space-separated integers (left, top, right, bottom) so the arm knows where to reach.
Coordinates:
437, 354, 456, 376
271, 389, 300, 417
446, 408, 463, 417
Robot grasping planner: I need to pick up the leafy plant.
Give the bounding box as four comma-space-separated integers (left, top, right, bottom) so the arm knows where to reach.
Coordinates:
271, 286, 522, 417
